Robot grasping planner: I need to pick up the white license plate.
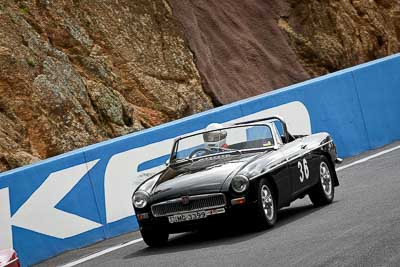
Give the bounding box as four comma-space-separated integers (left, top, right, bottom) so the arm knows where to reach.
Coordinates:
168, 208, 225, 224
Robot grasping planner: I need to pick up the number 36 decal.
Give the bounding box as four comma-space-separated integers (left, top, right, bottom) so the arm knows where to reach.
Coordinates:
297, 158, 309, 182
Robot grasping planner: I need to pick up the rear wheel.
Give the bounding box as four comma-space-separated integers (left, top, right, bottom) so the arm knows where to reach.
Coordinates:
254, 179, 277, 229
140, 227, 169, 247
309, 157, 334, 206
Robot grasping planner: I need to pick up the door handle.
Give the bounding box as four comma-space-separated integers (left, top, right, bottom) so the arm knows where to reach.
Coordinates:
301, 144, 307, 149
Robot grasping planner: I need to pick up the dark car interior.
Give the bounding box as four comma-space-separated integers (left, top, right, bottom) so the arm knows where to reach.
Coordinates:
228, 138, 275, 150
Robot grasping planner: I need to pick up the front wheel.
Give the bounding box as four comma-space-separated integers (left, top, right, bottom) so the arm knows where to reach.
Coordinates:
254, 179, 277, 229
140, 227, 169, 247
309, 157, 335, 206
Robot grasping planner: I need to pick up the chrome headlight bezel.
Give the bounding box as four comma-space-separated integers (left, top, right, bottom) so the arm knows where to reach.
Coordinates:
132, 191, 150, 209
231, 175, 249, 193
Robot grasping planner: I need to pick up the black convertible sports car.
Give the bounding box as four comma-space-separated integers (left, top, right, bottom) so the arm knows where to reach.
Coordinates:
132, 116, 341, 246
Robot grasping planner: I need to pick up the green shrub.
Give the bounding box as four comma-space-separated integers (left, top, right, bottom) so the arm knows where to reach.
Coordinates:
19, 5, 29, 15
26, 57, 36, 67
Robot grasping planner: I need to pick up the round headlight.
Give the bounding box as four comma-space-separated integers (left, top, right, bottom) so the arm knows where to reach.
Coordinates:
132, 191, 149, 209
231, 175, 249, 193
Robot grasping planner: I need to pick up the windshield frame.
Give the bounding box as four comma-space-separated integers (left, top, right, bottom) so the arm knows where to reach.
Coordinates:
168, 123, 277, 165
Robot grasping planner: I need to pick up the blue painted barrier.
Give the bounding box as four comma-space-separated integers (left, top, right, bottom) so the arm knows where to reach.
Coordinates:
0, 54, 399, 266
238, 70, 370, 157
352, 55, 400, 148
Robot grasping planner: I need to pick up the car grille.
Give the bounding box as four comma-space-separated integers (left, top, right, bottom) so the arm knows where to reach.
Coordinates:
151, 193, 226, 217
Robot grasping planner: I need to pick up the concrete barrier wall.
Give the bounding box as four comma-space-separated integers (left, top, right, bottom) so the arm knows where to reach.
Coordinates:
0, 54, 399, 266
351, 56, 400, 148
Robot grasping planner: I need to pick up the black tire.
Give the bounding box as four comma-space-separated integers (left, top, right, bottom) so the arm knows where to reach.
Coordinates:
140, 227, 169, 247
309, 156, 335, 206
254, 179, 277, 229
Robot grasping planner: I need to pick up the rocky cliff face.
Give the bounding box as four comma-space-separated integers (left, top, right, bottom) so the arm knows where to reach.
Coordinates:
0, 0, 212, 171
169, 0, 310, 105
170, 0, 400, 104
281, 0, 400, 77
0, 0, 399, 172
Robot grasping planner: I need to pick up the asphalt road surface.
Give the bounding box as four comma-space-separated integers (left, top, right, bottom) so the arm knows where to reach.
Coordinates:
38, 142, 400, 267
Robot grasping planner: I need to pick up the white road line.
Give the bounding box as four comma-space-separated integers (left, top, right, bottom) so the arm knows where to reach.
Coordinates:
336, 144, 400, 172
60, 238, 143, 267
61, 144, 400, 267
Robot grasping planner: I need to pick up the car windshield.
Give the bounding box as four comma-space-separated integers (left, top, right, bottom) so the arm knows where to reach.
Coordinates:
171, 124, 274, 163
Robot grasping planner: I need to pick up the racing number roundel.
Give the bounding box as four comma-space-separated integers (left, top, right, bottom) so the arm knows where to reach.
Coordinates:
298, 158, 309, 183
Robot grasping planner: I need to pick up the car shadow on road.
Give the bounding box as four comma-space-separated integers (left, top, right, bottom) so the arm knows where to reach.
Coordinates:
123, 201, 337, 259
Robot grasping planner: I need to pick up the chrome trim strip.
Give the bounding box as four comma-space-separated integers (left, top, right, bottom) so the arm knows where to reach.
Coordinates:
284, 140, 333, 161
249, 140, 334, 180
303, 140, 333, 156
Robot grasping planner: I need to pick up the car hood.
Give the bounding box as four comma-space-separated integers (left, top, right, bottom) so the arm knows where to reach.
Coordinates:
149, 153, 258, 203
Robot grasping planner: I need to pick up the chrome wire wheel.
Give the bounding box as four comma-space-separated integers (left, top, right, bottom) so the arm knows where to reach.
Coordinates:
309, 157, 335, 206
320, 162, 332, 197
261, 184, 274, 221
